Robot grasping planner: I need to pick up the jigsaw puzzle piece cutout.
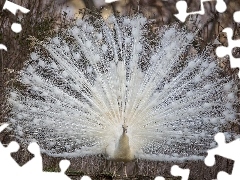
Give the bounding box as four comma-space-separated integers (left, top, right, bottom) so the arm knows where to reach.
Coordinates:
217, 171, 236, 180
40, 172, 71, 180
0, 124, 21, 178
154, 176, 165, 180
205, 132, 240, 180
216, 28, 240, 77
0, 141, 20, 169
59, 159, 71, 173
3, 0, 30, 33
0, 123, 9, 132
1, 1, 30, 49
215, 0, 227, 13
174, 1, 188, 22
171, 165, 189, 180
204, 133, 226, 166
21, 142, 43, 173
0, 44, 7, 51
0, 120, 72, 180
105, 0, 119, 3
41, 160, 71, 180
20, 144, 71, 180
81, 175, 92, 180
3, 0, 30, 15
233, 11, 240, 23
216, 160, 240, 180
175, 0, 227, 22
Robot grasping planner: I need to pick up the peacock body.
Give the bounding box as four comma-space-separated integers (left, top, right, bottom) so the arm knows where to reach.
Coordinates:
8, 15, 237, 162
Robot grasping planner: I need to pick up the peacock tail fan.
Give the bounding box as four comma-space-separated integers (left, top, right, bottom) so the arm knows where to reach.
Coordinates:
8, 14, 238, 161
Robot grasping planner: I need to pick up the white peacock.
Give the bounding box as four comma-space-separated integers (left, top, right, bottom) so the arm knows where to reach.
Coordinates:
8, 14, 238, 176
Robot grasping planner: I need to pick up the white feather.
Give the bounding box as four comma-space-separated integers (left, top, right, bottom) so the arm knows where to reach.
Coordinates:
8, 15, 237, 161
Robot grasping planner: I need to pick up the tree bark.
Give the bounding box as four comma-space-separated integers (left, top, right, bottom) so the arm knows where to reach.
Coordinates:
82, 0, 97, 11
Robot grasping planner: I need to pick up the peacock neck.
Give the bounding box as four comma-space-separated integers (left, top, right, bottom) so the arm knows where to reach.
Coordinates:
112, 124, 134, 162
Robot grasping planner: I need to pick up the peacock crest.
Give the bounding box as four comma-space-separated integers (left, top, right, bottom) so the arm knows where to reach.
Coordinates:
8, 14, 238, 162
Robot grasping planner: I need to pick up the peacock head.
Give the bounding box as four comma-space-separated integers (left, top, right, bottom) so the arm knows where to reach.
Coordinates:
122, 124, 128, 134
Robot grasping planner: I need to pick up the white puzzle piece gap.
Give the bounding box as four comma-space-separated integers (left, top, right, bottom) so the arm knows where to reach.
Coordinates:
0, 44, 7, 51
3, 0, 30, 33
105, 0, 118, 3
0, 123, 71, 180
171, 165, 190, 180
216, 28, 240, 77
81, 175, 92, 180
175, 0, 226, 22
0, 123, 9, 132
1, 1, 30, 50
233, 11, 240, 23
205, 132, 240, 180
0, 140, 21, 176
11, 22, 22, 33
154, 176, 165, 180
3, 0, 30, 15
21, 142, 43, 174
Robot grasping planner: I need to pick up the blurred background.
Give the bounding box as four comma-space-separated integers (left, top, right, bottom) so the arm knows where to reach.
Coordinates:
0, 0, 240, 179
